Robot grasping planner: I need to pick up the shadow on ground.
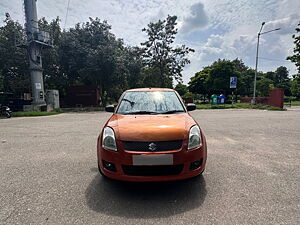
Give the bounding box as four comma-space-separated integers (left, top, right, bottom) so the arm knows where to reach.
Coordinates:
85, 174, 207, 218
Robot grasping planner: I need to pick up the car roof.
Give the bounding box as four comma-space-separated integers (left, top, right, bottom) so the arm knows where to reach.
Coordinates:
126, 88, 175, 92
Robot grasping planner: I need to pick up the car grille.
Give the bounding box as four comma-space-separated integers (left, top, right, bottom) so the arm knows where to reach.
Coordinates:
122, 140, 183, 152
122, 164, 184, 176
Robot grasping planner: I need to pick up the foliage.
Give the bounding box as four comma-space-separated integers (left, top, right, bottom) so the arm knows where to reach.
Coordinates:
0, 13, 298, 103
189, 58, 293, 99
141, 15, 194, 87
287, 22, 300, 73
256, 77, 274, 96
0, 14, 29, 95
182, 92, 195, 99
290, 74, 300, 97
11, 111, 61, 117
174, 83, 188, 96
188, 67, 210, 97
0, 15, 194, 101
195, 103, 286, 111
274, 66, 291, 96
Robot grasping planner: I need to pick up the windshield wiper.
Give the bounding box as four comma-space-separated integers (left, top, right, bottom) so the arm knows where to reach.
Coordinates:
160, 110, 185, 114
121, 98, 135, 107
123, 111, 158, 115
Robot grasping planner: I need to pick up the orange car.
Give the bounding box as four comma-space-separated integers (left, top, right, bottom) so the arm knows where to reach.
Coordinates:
97, 88, 207, 182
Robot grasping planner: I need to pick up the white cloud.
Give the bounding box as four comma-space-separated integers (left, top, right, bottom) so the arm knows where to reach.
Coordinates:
1, 0, 299, 84
180, 2, 208, 33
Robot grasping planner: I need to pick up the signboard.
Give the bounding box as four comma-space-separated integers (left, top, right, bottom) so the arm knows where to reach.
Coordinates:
230, 77, 237, 88
35, 83, 42, 90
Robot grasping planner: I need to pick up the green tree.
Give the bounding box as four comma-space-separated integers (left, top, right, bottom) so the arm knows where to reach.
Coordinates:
141, 15, 194, 87
256, 77, 274, 96
0, 14, 29, 95
174, 83, 188, 96
38, 17, 67, 94
59, 18, 127, 96
290, 74, 300, 97
188, 67, 210, 99
287, 22, 300, 73
274, 66, 291, 96
206, 59, 238, 95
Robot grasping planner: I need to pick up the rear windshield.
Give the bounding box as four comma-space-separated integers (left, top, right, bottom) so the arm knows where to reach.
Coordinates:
117, 91, 185, 114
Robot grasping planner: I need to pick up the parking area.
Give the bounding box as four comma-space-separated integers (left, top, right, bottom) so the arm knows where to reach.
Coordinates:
1, 108, 300, 225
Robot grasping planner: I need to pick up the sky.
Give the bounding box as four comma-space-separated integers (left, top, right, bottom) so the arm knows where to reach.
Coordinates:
1, 0, 299, 83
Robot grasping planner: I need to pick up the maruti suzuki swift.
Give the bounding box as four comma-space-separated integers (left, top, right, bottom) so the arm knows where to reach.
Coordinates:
97, 88, 207, 182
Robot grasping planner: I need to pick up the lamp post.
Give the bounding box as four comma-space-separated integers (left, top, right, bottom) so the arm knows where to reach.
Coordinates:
252, 22, 280, 104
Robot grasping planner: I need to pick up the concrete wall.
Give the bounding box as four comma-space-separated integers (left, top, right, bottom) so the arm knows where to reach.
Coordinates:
240, 88, 284, 108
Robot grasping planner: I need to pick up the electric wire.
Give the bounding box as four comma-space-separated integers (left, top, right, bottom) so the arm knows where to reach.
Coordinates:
64, 0, 71, 30
258, 57, 290, 63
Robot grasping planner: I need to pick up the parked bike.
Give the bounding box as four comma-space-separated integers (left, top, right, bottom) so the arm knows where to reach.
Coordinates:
0, 106, 12, 118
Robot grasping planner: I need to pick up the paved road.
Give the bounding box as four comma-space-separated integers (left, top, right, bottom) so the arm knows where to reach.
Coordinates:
1, 108, 300, 225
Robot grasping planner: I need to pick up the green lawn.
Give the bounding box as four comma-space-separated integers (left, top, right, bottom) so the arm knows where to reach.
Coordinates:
289, 101, 300, 106
12, 111, 61, 117
196, 103, 286, 111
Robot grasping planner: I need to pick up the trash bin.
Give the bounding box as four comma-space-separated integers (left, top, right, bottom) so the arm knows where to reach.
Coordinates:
219, 94, 225, 104
211, 94, 218, 105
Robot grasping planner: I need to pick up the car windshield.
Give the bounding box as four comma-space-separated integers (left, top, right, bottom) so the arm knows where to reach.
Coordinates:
117, 91, 185, 114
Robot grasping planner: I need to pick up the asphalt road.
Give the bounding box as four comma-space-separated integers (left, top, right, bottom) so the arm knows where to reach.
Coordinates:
1, 108, 300, 225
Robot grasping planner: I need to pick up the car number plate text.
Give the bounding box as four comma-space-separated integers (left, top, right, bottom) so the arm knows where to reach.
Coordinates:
132, 154, 173, 165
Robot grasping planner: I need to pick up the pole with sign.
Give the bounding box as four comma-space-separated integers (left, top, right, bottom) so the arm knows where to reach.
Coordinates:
230, 77, 237, 104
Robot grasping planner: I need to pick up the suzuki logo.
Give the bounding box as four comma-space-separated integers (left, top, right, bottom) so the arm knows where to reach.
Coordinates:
148, 143, 157, 151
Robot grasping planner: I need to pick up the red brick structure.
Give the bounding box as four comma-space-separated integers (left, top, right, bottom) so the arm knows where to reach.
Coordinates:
65, 85, 101, 107
241, 88, 284, 108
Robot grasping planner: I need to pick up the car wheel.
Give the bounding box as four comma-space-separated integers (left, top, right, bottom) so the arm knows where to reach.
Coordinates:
6, 112, 11, 118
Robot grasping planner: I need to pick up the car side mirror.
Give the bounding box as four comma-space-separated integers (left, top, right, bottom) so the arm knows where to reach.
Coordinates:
187, 103, 196, 111
105, 105, 115, 113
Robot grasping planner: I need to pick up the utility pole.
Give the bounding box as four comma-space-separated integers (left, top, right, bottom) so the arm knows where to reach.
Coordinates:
252, 22, 265, 105
252, 22, 280, 105
24, 0, 51, 108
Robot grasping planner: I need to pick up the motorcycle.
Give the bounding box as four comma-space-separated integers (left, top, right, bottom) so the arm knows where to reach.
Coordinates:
0, 106, 12, 118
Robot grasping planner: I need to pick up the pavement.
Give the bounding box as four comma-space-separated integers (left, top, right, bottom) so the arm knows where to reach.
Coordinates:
0, 108, 300, 225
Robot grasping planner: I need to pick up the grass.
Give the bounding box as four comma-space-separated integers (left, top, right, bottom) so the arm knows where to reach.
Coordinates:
12, 111, 61, 117
7, 101, 291, 117
59, 107, 104, 112
9, 107, 104, 117
196, 103, 286, 111
286, 101, 300, 106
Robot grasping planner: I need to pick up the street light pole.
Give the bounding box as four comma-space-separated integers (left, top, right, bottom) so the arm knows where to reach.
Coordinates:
252, 22, 265, 105
252, 23, 280, 105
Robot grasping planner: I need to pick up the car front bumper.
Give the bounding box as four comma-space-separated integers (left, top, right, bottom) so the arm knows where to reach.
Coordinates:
97, 138, 207, 182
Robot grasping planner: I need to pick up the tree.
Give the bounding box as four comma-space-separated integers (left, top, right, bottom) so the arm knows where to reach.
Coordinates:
0, 14, 29, 95
188, 67, 210, 98
174, 83, 188, 96
290, 74, 300, 97
59, 18, 127, 96
141, 15, 194, 87
38, 17, 66, 93
256, 77, 274, 97
287, 22, 300, 73
274, 66, 291, 95
206, 59, 239, 95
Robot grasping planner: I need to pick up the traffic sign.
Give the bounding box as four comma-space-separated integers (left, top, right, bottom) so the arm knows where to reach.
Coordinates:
230, 77, 237, 88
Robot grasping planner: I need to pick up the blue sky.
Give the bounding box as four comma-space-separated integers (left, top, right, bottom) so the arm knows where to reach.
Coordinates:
1, 0, 299, 83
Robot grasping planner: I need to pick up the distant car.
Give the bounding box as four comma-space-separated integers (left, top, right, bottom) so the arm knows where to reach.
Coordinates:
97, 88, 207, 182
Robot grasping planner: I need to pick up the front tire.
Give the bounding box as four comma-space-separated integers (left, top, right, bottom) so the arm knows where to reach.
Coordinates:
5, 112, 11, 118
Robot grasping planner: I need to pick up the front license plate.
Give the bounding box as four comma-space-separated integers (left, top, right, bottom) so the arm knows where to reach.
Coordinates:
132, 154, 173, 166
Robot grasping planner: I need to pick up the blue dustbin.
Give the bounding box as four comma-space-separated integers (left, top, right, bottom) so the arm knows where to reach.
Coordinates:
219, 94, 225, 104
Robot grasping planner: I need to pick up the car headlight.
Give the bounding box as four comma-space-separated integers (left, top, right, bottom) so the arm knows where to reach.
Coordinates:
102, 127, 118, 151
188, 125, 202, 150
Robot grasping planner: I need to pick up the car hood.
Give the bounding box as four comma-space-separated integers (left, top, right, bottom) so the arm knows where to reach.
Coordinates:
106, 113, 196, 141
